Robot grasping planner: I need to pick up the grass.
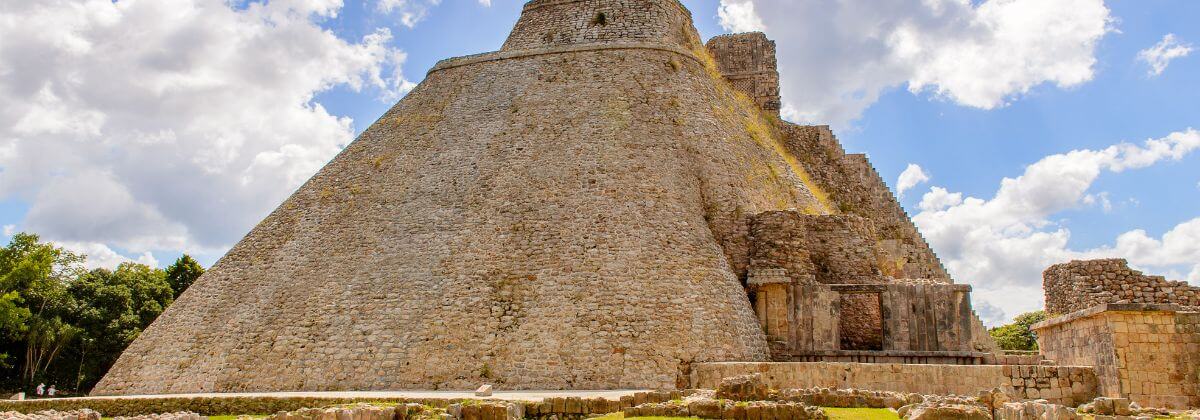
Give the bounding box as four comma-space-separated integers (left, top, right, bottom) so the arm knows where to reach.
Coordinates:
824, 407, 900, 420
593, 408, 899, 420
592, 415, 698, 420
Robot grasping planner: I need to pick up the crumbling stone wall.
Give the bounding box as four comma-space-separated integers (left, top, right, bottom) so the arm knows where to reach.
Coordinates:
748, 211, 884, 285
1033, 303, 1200, 409
780, 124, 950, 282
706, 33, 781, 116
692, 362, 1099, 406
1044, 259, 1200, 315
502, 0, 697, 51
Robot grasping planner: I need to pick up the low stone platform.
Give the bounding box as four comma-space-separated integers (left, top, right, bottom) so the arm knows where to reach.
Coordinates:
691, 362, 1099, 407
0, 390, 658, 417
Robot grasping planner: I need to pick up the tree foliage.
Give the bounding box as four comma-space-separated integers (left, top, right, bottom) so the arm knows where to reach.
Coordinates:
0, 233, 193, 393
164, 255, 204, 299
989, 310, 1046, 351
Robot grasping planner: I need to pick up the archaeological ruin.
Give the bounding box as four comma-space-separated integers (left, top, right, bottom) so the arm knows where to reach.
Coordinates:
91, 0, 1199, 413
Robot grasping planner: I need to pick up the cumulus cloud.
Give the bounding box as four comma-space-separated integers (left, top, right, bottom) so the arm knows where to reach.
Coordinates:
717, 1, 765, 33
896, 163, 930, 198
377, 0, 443, 28
1137, 34, 1193, 76
717, 0, 1113, 125
919, 186, 963, 212
58, 241, 160, 270
912, 129, 1200, 324
0, 0, 413, 264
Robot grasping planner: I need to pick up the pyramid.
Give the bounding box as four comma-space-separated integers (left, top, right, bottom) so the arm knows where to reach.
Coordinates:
95, 0, 987, 395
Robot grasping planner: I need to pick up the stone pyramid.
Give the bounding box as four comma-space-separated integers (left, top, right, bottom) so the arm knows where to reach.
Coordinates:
96, 0, 985, 395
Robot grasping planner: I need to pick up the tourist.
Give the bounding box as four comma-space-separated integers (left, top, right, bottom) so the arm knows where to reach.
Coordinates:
35, 383, 44, 397
47, 385, 56, 397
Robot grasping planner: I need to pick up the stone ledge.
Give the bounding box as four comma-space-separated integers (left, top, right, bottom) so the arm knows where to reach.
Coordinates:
1032, 303, 1189, 331
428, 42, 702, 75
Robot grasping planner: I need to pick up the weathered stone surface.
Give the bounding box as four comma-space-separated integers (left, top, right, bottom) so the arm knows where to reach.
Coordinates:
1033, 305, 1200, 409
1044, 259, 1200, 315
693, 362, 1098, 406
903, 403, 991, 420
112, 413, 205, 420
0, 410, 101, 420
715, 374, 769, 401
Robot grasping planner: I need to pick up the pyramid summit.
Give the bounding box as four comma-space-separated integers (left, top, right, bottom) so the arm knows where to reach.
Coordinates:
94, 0, 991, 395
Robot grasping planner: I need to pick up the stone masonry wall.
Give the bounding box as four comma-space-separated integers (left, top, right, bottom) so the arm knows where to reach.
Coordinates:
748, 211, 884, 285
706, 32, 781, 116
1033, 304, 1200, 409
1044, 259, 1200, 315
781, 124, 950, 282
692, 362, 1099, 406
502, 0, 697, 51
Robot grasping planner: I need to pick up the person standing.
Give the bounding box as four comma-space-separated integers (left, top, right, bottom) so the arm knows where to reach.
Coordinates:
46, 385, 56, 397
35, 383, 44, 397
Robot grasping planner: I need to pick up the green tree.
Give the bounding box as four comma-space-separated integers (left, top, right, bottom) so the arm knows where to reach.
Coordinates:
0, 233, 84, 385
0, 291, 30, 368
68, 262, 173, 390
164, 255, 204, 299
989, 310, 1046, 351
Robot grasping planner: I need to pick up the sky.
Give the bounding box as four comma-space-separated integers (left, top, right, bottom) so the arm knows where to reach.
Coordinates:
0, 0, 1196, 325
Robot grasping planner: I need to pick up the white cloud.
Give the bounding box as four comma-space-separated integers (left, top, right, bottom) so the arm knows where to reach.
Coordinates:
911, 129, 1200, 325
1137, 34, 1193, 76
58, 241, 159, 270
377, 0, 443, 28
919, 186, 963, 212
2, 225, 14, 237
717, 1, 765, 33
717, 0, 1113, 126
896, 163, 930, 198
0, 0, 413, 263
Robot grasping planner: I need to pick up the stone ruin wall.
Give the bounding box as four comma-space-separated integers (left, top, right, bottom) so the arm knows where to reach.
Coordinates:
748, 211, 884, 286
778, 124, 951, 282
706, 32, 950, 284
692, 362, 1100, 407
1044, 259, 1200, 315
1034, 304, 1200, 409
748, 211, 886, 351
502, 0, 698, 51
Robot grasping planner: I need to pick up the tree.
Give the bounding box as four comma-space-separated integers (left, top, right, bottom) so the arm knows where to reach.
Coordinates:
68, 263, 173, 390
164, 255, 204, 299
0, 291, 30, 368
0, 233, 84, 385
989, 310, 1046, 351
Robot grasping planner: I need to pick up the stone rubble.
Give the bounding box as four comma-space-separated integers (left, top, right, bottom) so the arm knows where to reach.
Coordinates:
0, 410, 101, 420
112, 412, 205, 420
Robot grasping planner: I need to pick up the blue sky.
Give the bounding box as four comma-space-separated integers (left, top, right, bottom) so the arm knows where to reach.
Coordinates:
0, 0, 1195, 324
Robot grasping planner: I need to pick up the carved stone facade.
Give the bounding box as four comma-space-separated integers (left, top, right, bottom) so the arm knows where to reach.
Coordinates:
706, 33, 781, 116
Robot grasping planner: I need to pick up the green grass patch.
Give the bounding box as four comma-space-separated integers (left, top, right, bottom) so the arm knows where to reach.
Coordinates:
591, 415, 698, 420
824, 407, 900, 420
